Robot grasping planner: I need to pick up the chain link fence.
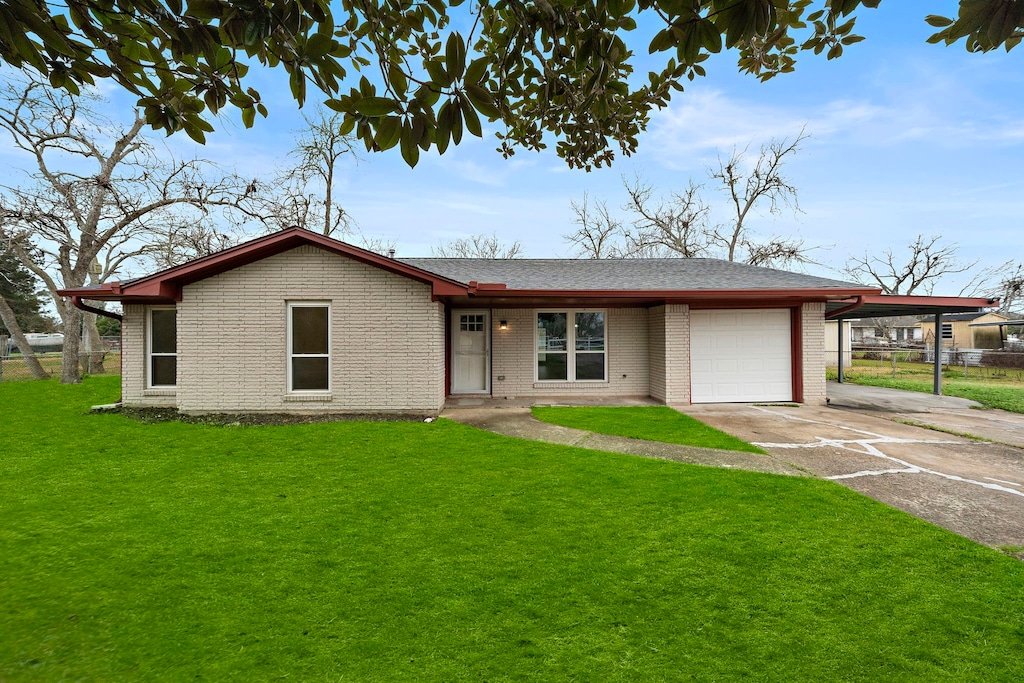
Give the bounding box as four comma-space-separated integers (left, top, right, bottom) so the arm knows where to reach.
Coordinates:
0, 335, 121, 382
829, 343, 1024, 382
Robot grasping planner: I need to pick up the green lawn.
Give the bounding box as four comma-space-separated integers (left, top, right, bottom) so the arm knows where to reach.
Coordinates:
3, 378, 1024, 680
531, 406, 767, 453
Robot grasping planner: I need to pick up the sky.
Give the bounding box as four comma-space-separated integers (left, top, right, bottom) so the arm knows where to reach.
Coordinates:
3, 2, 1023, 294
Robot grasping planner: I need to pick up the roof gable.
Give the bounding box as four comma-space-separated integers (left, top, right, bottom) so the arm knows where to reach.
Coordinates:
61, 228, 470, 302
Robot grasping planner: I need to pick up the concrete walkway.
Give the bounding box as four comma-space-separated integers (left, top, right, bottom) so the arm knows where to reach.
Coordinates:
441, 407, 808, 477
827, 381, 981, 411
828, 381, 1024, 449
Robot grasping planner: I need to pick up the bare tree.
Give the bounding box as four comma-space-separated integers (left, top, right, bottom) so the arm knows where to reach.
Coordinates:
993, 264, 1024, 314
353, 229, 399, 257
566, 193, 625, 258
145, 224, 245, 271
0, 240, 49, 378
258, 107, 358, 238
0, 297, 48, 379
432, 233, 523, 259
709, 132, 807, 264
845, 235, 976, 296
958, 260, 1023, 314
565, 133, 812, 268
622, 177, 710, 258
0, 72, 259, 383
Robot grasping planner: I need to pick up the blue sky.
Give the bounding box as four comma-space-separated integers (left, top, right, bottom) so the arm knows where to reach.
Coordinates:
4, 2, 1023, 293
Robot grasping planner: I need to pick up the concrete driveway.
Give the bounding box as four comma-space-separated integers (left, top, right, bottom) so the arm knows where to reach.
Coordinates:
680, 392, 1024, 549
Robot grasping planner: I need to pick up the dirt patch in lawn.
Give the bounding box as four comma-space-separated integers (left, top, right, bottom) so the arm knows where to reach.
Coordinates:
107, 406, 436, 426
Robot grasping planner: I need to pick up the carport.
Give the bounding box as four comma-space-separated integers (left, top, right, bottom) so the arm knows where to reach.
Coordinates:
825, 294, 998, 395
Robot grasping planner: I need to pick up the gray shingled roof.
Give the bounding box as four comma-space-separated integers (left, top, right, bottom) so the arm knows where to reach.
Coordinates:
399, 257, 864, 291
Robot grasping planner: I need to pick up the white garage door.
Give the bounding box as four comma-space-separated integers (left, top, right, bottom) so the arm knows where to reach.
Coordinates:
690, 309, 793, 403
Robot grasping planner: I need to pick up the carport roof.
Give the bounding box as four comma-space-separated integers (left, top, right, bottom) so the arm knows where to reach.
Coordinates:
826, 294, 997, 320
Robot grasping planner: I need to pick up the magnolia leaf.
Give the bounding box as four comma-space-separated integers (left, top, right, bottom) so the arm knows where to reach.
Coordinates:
354, 96, 398, 116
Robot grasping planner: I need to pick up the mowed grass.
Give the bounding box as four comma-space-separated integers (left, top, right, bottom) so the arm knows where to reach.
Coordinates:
532, 406, 766, 453
3, 378, 1024, 680
830, 361, 1024, 413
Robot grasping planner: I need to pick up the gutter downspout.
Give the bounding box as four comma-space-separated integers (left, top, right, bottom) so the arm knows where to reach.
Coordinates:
70, 295, 123, 322
826, 296, 864, 321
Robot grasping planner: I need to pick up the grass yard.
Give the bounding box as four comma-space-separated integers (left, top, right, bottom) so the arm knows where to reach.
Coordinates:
3, 378, 1024, 680
0, 352, 121, 382
828, 360, 1024, 413
531, 406, 766, 453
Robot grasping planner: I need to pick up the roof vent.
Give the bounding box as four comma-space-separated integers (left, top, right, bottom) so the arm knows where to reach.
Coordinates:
387, 248, 396, 258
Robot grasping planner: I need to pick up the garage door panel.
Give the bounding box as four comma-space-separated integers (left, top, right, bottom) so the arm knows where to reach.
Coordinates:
690, 308, 793, 403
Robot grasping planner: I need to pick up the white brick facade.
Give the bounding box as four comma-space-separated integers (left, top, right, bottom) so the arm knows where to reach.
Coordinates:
801, 301, 827, 405
118, 247, 832, 411
646, 305, 691, 404
488, 307, 649, 399
123, 245, 445, 414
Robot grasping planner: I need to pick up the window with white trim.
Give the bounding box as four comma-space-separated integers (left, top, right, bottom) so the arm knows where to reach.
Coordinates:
147, 307, 177, 388
536, 310, 606, 381
288, 302, 331, 392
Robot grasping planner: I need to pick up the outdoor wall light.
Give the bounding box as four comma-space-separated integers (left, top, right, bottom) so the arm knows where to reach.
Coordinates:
499, 320, 508, 330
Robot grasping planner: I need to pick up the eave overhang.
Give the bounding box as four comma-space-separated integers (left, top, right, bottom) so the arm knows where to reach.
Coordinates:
56, 227, 473, 303
825, 294, 999, 319
446, 286, 880, 308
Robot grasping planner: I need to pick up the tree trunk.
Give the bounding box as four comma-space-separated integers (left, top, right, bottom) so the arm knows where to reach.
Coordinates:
82, 310, 106, 374
60, 305, 83, 384
0, 295, 50, 380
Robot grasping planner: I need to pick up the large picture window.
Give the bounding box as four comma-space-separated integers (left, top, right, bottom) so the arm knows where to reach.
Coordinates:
288, 302, 330, 392
147, 307, 177, 388
536, 310, 606, 382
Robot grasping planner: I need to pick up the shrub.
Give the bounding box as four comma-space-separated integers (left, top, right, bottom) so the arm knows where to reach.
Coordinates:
981, 350, 1024, 370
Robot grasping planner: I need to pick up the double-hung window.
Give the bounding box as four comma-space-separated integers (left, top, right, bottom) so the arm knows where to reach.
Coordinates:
288, 302, 331, 392
148, 307, 177, 388
536, 310, 606, 382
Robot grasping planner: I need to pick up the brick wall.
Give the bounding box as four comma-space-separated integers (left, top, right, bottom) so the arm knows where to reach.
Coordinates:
801, 301, 827, 405
648, 306, 666, 402
145, 245, 448, 414
120, 304, 178, 407
489, 307, 649, 398
662, 304, 691, 404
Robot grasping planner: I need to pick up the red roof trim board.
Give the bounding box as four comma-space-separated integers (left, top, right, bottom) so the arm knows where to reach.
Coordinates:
58, 227, 472, 302
825, 294, 998, 318
56, 228, 994, 316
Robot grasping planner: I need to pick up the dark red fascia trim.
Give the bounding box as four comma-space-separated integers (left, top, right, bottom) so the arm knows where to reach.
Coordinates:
57, 227, 472, 303
463, 286, 878, 301
824, 294, 998, 319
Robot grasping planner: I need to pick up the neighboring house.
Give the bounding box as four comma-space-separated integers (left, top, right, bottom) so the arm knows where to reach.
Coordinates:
823, 320, 852, 366
58, 228, 988, 415
848, 316, 923, 345
917, 312, 1009, 349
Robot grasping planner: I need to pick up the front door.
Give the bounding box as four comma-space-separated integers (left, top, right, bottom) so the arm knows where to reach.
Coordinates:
452, 310, 490, 394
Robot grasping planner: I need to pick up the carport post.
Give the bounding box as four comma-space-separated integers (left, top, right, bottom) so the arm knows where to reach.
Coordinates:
837, 317, 845, 383
933, 312, 943, 395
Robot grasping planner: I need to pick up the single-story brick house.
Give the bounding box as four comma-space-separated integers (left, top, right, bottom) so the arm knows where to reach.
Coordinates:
59, 228, 993, 415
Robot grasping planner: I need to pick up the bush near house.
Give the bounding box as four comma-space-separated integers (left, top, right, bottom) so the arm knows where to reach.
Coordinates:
2, 377, 1023, 680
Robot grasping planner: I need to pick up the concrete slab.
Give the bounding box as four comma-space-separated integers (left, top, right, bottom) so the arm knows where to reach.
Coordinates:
445, 395, 660, 409
679, 402, 1024, 548
827, 380, 1024, 449
827, 381, 981, 412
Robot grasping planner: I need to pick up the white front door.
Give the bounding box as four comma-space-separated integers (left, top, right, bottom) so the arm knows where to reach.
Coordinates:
452, 310, 490, 394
